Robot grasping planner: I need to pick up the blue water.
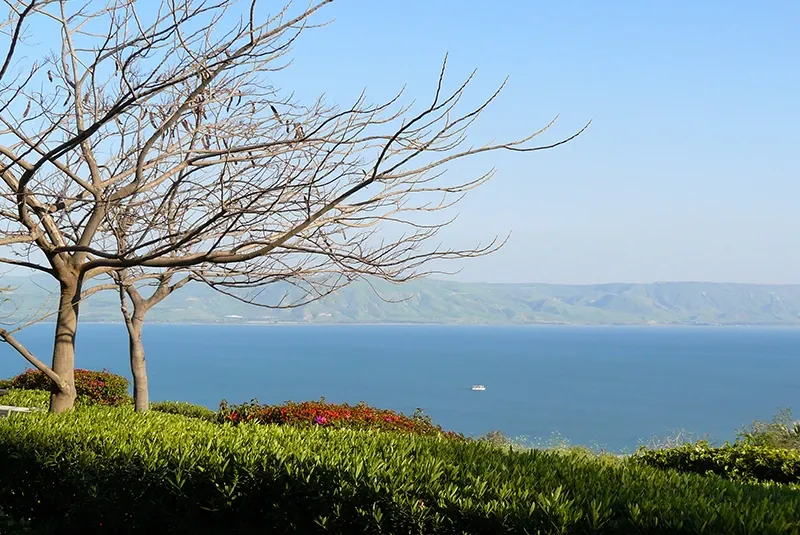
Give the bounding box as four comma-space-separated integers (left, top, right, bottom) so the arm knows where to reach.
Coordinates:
2, 324, 799, 452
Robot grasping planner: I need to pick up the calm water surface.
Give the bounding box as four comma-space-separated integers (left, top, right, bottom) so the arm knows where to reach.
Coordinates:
2, 324, 799, 452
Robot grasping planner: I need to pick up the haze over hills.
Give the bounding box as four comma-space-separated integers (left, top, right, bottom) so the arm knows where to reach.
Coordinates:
3, 276, 800, 326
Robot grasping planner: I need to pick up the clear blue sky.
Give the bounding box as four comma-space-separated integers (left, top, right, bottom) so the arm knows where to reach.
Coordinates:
282, 1, 799, 284
7, 1, 798, 285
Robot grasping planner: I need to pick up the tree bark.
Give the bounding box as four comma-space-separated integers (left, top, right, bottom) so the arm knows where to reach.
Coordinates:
118, 273, 189, 414
49, 276, 81, 413
127, 315, 149, 413
119, 278, 151, 413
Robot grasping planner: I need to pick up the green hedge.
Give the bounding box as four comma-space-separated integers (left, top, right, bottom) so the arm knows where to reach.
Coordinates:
2, 409, 800, 534
737, 407, 800, 450
1, 390, 216, 420
0, 389, 49, 410
634, 441, 800, 485
151, 400, 217, 421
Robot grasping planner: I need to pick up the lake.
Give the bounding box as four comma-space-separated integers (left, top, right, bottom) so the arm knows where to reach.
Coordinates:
1, 324, 799, 452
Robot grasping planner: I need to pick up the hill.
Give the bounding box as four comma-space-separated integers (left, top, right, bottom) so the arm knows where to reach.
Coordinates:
2, 276, 800, 326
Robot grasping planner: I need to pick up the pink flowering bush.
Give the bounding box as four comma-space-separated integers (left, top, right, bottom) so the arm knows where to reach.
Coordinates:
218, 397, 463, 439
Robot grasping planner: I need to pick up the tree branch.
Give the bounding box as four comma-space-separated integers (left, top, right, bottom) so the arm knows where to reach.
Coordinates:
0, 327, 65, 390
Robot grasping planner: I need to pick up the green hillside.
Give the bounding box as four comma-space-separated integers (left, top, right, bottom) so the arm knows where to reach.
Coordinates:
2, 276, 800, 326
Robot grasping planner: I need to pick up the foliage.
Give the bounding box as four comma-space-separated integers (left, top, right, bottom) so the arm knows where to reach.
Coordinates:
478, 430, 518, 448
478, 430, 626, 468
0, 378, 11, 389
738, 407, 800, 450
0, 389, 49, 410
2, 408, 800, 534
7, 369, 131, 406
638, 428, 708, 451
633, 440, 800, 485
151, 401, 216, 422
218, 397, 463, 439
0, 509, 37, 535
478, 430, 561, 452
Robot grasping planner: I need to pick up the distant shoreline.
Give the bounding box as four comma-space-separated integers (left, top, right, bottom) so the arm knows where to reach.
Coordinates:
7, 278, 800, 327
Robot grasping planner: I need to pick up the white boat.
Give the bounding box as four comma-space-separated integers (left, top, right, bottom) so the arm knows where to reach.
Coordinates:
471, 384, 486, 391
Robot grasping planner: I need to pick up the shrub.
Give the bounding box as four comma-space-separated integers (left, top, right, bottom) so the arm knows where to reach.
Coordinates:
218, 397, 462, 439
7, 368, 130, 406
477, 430, 537, 451
0, 378, 11, 389
0, 389, 49, 410
151, 400, 216, 421
738, 407, 800, 450
639, 428, 708, 451
633, 441, 800, 485
0, 508, 36, 535
2, 408, 800, 534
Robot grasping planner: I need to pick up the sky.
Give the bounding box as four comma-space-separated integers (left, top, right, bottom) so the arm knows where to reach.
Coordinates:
279, 0, 800, 284
3, 1, 799, 285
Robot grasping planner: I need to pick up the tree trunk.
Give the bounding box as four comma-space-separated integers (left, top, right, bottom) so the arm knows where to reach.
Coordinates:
49, 277, 81, 413
127, 316, 149, 413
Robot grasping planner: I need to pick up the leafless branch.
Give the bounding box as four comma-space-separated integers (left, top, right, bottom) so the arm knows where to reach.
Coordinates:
0, 327, 64, 387
0, 0, 588, 411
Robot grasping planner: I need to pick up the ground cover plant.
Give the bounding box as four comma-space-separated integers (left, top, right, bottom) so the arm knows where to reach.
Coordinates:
737, 407, 800, 450
633, 441, 800, 485
151, 401, 217, 422
0, 389, 49, 410
3, 377, 800, 533
632, 409, 800, 486
1, 408, 800, 534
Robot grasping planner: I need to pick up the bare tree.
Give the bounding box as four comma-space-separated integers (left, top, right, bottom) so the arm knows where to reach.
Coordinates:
109, 222, 350, 414
0, 0, 589, 413
112, 271, 189, 412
